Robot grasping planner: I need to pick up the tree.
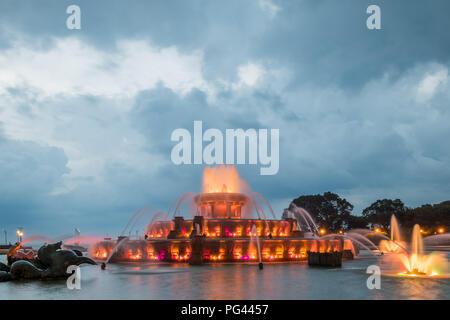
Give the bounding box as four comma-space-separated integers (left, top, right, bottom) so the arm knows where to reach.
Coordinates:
293, 192, 354, 232
362, 199, 406, 230
346, 215, 369, 229
404, 201, 450, 231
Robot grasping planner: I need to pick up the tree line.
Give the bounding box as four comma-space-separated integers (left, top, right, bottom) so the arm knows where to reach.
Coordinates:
291, 192, 449, 235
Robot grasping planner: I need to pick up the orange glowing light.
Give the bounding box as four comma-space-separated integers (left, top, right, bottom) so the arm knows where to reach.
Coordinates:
375, 228, 381, 233
394, 225, 448, 277
319, 228, 326, 235
438, 228, 444, 234
430, 272, 439, 276
202, 165, 241, 193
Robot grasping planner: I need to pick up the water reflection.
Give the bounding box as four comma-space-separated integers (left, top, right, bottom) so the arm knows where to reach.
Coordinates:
1, 254, 449, 300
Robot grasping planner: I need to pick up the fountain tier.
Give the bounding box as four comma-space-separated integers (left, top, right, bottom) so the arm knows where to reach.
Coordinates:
91, 204, 354, 264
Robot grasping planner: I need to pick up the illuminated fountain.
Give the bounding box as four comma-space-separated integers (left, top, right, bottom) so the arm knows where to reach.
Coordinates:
283, 203, 319, 238
383, 224, 449, 277
378, 215, 406, 253
90, 165, 354, 266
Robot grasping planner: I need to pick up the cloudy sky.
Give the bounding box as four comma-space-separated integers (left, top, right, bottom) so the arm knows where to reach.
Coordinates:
1, 0, 449, 239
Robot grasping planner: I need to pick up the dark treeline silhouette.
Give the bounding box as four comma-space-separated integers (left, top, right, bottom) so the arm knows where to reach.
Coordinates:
292, 192, 450, 236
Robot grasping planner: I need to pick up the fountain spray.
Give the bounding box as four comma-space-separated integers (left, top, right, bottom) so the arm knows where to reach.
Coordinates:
251, 225, 263, 270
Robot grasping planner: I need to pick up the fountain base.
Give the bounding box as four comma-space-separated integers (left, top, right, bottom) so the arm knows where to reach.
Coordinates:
307, 251, 343, 267
91, 208, 355, 265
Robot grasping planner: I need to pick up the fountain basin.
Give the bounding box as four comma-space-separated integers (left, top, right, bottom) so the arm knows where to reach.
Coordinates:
90, 216, 354, 264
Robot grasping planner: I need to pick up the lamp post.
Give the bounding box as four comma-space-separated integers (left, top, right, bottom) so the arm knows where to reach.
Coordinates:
16, 228, 24, 243
2, 229, 6, 245
74, 228, 80, 245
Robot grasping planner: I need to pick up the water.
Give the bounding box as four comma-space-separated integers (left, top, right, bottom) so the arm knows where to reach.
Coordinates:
165, 166, 281, 221
387, 224, 450, 276
251, 192, 277, 219
321, 234, 370, 256
1, 252, 449, 300
424, 233, 450, 246
105, 237, 128, 264
21, 235, 52, 246
377, 215, 409, 254
121, 207, 157, 236
412, 224, 423, 256
390, 215, 402, 242
144, 212, 170, 235
288, 204, 319, 235
346, 232, 379, 251
250, 225, 262, 264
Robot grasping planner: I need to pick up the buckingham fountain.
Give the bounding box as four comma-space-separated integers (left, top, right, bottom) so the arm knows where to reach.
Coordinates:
2, 166, 449, 285
90, 166, 354, 266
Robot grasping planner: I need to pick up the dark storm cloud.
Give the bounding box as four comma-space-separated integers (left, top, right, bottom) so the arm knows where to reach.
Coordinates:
0, 129, 70, 229
2, 1, 449, 86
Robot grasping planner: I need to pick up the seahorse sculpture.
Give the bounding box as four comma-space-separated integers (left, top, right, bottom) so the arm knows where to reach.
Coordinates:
0, 241, 96, 282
